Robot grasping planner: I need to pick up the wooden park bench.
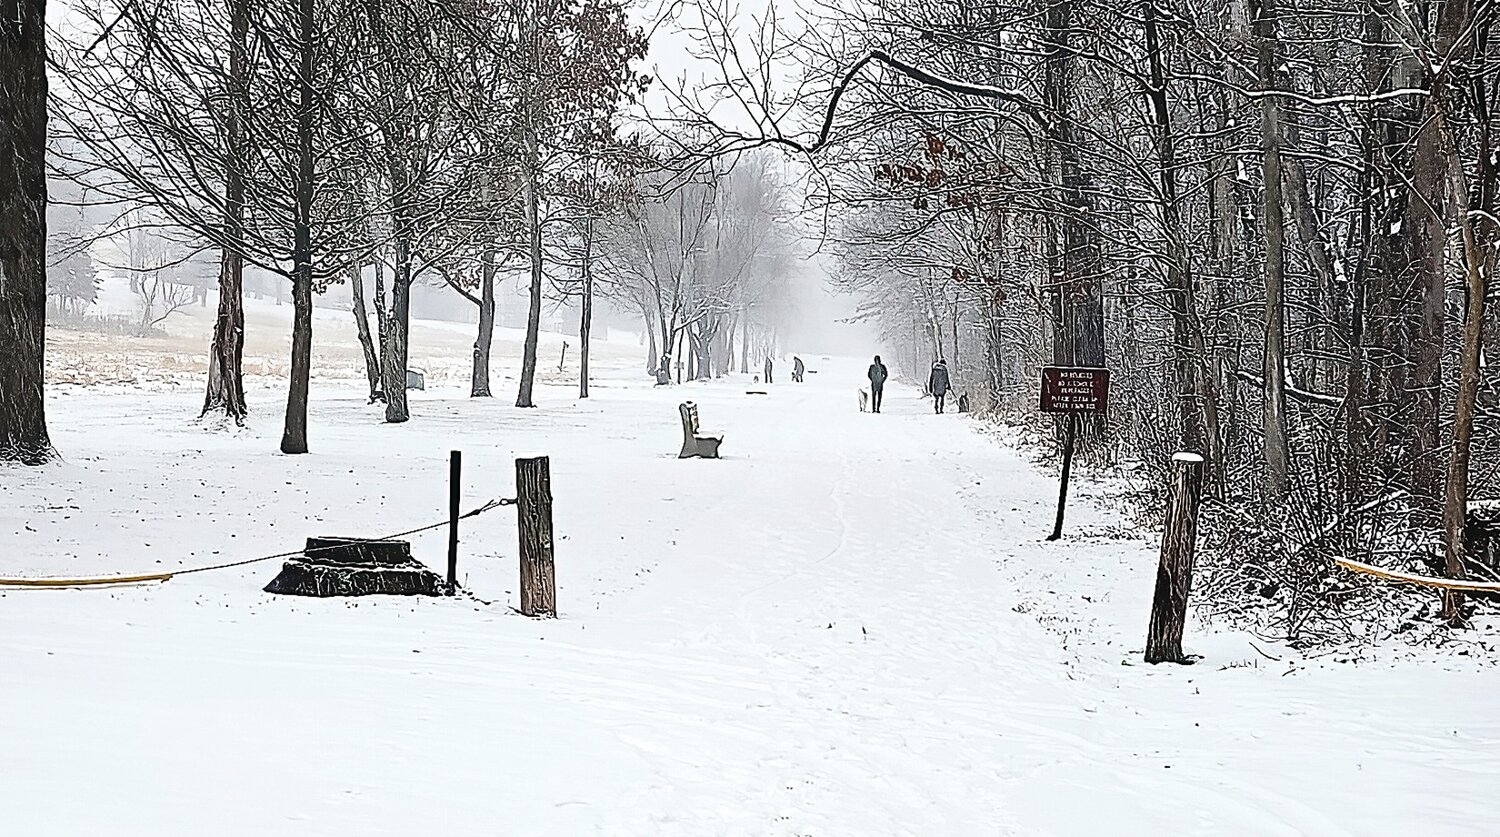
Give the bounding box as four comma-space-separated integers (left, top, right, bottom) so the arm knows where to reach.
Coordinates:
678, 401, 723, 459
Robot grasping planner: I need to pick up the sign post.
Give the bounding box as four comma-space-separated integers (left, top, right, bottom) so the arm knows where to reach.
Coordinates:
1040, 366, 1110, 541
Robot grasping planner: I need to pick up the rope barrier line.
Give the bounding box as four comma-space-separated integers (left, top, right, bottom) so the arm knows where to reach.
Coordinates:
1335, 557, 1500, 592
0, 498, 513, 590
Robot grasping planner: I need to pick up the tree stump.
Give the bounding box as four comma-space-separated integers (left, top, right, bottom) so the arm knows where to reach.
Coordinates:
264, 537, 443, 597
1145, 453, 1205, 664
517, 456, 557, 617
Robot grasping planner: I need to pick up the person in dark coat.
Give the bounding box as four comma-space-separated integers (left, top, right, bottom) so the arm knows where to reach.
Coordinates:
867, 354, 889, 413
764, 355, 774, 384
792, 356, 805, 382
929, 358, 951, 413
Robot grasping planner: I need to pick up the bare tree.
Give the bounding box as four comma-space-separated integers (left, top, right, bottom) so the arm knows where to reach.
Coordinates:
0, 0, 52, 464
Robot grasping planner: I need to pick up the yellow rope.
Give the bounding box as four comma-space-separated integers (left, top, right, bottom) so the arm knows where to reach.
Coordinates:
0, 498, 510, 589
0, 572, 174, 588
1335, 557, 1500, 592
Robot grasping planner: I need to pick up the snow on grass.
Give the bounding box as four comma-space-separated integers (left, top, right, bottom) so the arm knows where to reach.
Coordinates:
46, 291, 639, 390
2, 356, 1498, 836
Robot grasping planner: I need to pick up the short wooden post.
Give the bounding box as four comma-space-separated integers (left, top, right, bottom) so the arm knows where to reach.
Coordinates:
1145, 452, 1205, 664
446, 450, 461, 594
516, 456, 556, 617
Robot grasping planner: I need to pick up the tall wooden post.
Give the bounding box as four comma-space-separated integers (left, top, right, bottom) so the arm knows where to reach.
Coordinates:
516, 456, 556, 617
1145, 452, 1205, 663
446, 450, 461, 594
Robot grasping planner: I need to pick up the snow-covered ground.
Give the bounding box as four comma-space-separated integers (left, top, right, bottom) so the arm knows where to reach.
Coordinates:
47, 289, 645, 390
3, 351, 1498, 836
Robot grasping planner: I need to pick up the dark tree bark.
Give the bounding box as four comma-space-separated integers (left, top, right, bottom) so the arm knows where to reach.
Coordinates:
350, 263, 382, 403
723, 313, 736, 374
202, 0, 249, 424
1142, 1, 1224, 489
473, 246, 496, 398
1407, 90, 1450, 524
579, 222, 593, 398
740, 311, 750, 373
1345, 6, 1388, 499
0, 0, 51, 464
1438, 0, 1491, 624
381, 245, 412, 422
373, 257, 389, 386
643, 307, 658, 376
1042, 0, 1105, 370
1252, 0, 1290, 500
694, 324, 713, 380
281, 272, 313, 454
279, 0, 316, 455
516, 122, 543, 408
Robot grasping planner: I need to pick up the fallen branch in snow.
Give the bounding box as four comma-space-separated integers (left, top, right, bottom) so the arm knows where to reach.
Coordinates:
1335, 557, 1500, 592
1248, 641, 1283, 662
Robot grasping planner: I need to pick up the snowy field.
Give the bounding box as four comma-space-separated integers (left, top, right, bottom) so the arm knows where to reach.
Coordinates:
4, 345, 1499, 835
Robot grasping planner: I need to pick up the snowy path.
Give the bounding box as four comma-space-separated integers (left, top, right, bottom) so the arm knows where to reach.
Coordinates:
3, 359, 1498, 836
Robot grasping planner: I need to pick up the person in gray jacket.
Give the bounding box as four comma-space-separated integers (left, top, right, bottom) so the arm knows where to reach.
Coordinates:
867, 355, 888, 413
928, 358, 951, 413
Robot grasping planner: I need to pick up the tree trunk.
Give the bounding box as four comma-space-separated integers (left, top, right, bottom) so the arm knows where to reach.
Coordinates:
696, 326, 712, 380
279, 0, 315, 456
644, 309, 658, 376
579, 223, 592, 399
740, 312, 750, 373
0, 0, 51, 464
281, 272, 313, 454
675, 330, 685, 384
350, 262, 381, 402
1443, 191, 1488, 624
382, 248, 411, 422
1347, 7, 1384, 500
1407, 101, 1449, 523
472, 246, 496, 397
1043, 0, 1105, 369
1143, 1, 1224, 488
373, 256, 389, 388
202, 0, 248, 424
1438, 0, 1489, 623
1253, 0, 1290, 500
515, 120, 543, 408
724, 313, 736, 375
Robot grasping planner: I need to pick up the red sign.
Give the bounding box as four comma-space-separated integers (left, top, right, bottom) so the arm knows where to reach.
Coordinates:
1040, 367, 1110, 413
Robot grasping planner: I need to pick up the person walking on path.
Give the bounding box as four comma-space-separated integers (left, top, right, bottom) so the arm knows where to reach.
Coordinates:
764, 355, 774, 384
793, 356, 805, 383
867, 355, 889, 413
929, 358, 951, 414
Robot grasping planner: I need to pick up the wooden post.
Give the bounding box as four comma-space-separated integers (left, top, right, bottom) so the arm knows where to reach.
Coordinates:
1145, 452, 1206, 664
1047, 412, 1079, 541
447, 450, 461, 594
516, 456, 556, 617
